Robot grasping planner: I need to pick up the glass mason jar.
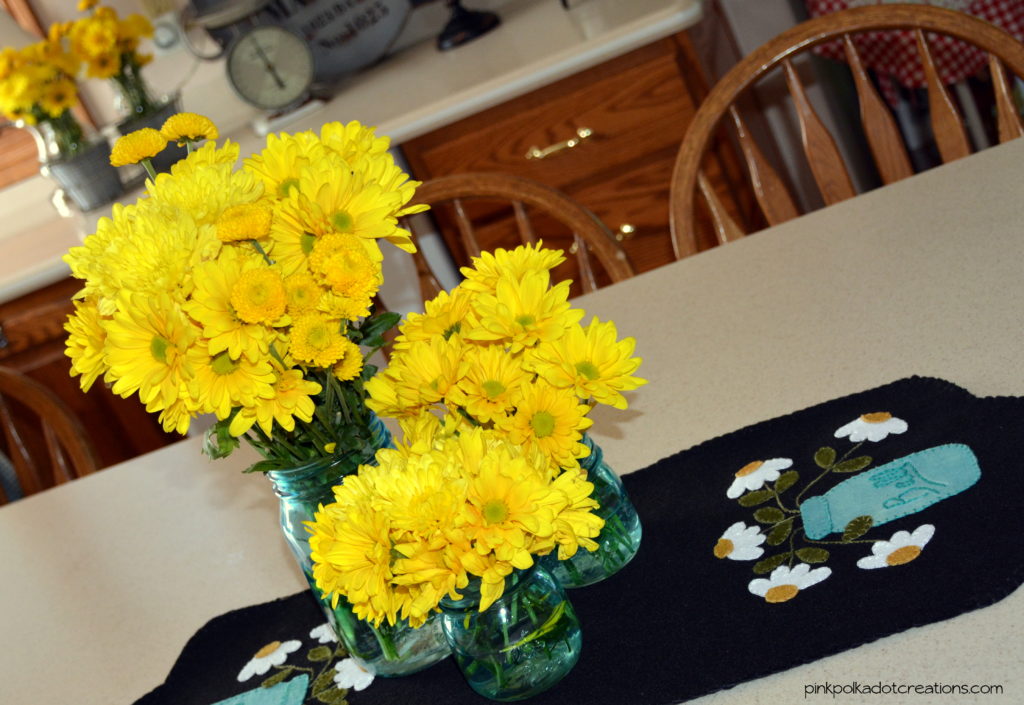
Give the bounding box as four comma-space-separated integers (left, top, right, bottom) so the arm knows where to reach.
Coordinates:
266, 413, 450, 676
543, 434, 642, 588
440, 565, 582, 702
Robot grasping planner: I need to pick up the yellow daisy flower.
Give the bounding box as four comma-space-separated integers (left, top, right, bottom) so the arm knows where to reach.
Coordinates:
243, 130, 324, 198
496, 379, 592, 469
188, 344, 276, 419
460, 242, 566, 294
393, 287, 475, 350
186, 248, 282, 362
39, 79, 77, 118
319, 120, 390, 162
268, 194, 329, 276
332, 338, 363, 381
102, 292, 197, 411
160, 111, 218, 144
228, 368, 321, 436
466, 270, 583, 353
526, 317, 646, 409
455, 343, 528, 424
64, 297, 108, 392
289, 313, 348, 368
149, 148, 263, 226
386, 335, 467, 413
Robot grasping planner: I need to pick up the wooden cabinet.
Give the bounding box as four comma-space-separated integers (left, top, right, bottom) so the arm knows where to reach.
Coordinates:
401, 30, 751, 276
0, 277, 179, 469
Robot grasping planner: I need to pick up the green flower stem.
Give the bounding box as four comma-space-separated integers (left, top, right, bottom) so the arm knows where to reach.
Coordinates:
140, 157, 157, 181
373, 624, 400, 661
795, 442, 865, 506
250, 239, 273, 265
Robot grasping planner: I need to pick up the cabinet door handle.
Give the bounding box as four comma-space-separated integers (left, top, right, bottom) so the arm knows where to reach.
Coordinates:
614, 223, 637, 242
525, 127, 593, 160
0, 323, 7, 350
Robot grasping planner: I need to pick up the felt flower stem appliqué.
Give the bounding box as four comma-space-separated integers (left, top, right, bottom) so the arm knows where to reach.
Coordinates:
713, 412, 982, 603
232, 622, 369, 705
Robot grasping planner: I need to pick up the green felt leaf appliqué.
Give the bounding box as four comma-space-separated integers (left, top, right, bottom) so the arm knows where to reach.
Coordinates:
738, 489, 773, 507
843, 515, 874, 542
834, 456, 873, 473
753, 552, 790, 574
775, 470, 799, 494
814, 447, 837, 468
766, 519, 793, 546
795, 548, 830, 563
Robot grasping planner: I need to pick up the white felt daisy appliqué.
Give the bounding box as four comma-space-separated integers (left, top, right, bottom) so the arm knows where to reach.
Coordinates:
309, 622, 338, 644
237, 639, 302, 681
334, 657, 375, 691
858, 524, 935, 569
727, 458, 793, 499
834, 412, 908, 442
748, 563, 832, 603
713, 522, 766, 561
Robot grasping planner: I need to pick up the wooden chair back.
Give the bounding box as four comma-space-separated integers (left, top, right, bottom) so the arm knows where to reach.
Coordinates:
402, 172, 634, 302
669, 4, 1024, 258
0, 367, 99, 503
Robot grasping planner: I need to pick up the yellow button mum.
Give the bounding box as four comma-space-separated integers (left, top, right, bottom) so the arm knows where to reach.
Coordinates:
216, 203, 272, 242
161, 112, 218, 144
230, 268, 286, 324
110, 127, 167, 166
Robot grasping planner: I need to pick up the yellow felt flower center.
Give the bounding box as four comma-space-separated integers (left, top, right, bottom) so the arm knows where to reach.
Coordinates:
886, 545, 922, 566
530, 410, 556, 438
210, 351, 239, 376
575, 360, 600, 380
736, 461, 763, 478
482, 380, 505, 398
861, 412, 892, 423
482, 499, 509, 525
713, 538, 734, 559
150, 335, 169, 363
765, 584, 799, 603
254, 641, 281, 658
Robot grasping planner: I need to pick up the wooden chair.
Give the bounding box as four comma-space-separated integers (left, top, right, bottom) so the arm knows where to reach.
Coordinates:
0, 366, 99, 503
669, 4, 1024, 258
401, 172, 635, 302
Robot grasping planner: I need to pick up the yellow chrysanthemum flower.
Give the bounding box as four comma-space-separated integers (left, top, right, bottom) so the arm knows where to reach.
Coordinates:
39, 79, 77, 118
371, 335, 467, 415
243, 130, 324, 198
319, 120, 390, 162
216, 202, 272, 243
332, 338, 363, 382
64, 297, 108, 392
188, 344, 276, 419
230, 268, 287, 324
496, 379, 592, 469
110, 127, 166, 167
228, 367, 321, 436
455, 343, 528, 424
547, 469, 603, 560
102, 291, 197, 411
289, 313, 348, 368
460, 241, 566, 294
284, 271, 322, 314
393, 287, 475, 351
268, 194, 329, 276
526, 317, 646, 410
78, 0, 99, 11
308, 231, 381, 302
161, 111, 218, 144
186, 248, 283, 362
149, 145, 263, 226
465, 270, 583, 353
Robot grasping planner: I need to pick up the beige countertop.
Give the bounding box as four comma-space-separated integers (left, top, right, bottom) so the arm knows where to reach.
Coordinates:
2, 137, 1022, 705
0, 0, 702, 305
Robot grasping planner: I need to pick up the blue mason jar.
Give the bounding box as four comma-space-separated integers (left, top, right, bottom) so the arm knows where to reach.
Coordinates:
543, 433, 642, 587
266, 413, 450, 676
440, 564, 582, 701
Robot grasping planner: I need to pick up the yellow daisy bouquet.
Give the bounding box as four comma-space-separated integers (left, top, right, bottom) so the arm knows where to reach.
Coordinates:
68, 0, 157, 117
0, 38, 84, 157
307, 421, 604, 626
363, 242, 647, 587
365, 243, 646, 471
63, 114, 426, 472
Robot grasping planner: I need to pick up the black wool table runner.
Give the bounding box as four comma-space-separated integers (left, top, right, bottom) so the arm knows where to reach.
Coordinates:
135, 377, 1024, 705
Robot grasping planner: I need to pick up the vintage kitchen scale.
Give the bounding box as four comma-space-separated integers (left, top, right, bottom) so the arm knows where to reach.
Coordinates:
179, 0, 500, 131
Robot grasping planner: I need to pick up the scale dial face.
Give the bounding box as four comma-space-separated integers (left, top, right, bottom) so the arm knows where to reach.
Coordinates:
226, 25, 314, 111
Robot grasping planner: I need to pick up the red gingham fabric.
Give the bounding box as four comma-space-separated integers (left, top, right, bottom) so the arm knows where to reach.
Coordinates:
804, 1, 1024, 91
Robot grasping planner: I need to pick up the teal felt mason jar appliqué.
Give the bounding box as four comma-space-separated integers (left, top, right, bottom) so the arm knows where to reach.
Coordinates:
800, 444, 981, 539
